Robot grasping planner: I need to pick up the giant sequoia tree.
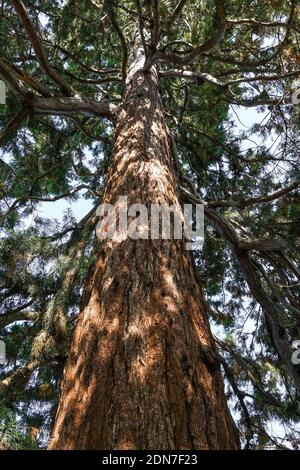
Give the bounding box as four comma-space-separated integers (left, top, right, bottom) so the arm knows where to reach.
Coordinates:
0, 0, 300, 450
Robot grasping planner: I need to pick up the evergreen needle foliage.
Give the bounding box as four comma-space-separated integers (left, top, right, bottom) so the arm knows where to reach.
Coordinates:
0, 0, 299, 449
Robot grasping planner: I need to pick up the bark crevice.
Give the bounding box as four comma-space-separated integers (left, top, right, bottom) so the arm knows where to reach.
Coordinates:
48, 34, 239, 451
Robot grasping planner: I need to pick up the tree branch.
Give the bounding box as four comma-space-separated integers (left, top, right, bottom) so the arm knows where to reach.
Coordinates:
0, 58, 52, 97
227, 17, 299, 31
0, 354, 65, 405
167, 0, 189, 27
134, 0, 148, 57
150, 0, 161, 51
0, 309, 39, 330
208, 178, 300, 208
156, 0, 228, 66
160, 68, 296, 107
104, 0, 128, 83
11, 0, 73, 95
0, 106, 29, 148
238, 239, 287, 252
30, 95, 117, 120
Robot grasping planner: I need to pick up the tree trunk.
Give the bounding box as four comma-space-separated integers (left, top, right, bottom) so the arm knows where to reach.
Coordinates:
48, 35, 240, 451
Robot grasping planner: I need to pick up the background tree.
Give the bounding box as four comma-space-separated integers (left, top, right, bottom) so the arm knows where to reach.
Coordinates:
0, 0, 299, 449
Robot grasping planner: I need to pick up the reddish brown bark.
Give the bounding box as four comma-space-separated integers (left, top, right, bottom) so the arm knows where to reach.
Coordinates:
48, 37, 240, 450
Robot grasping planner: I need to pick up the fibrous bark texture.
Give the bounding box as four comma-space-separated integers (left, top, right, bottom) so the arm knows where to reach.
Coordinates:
49, 37, 239, 451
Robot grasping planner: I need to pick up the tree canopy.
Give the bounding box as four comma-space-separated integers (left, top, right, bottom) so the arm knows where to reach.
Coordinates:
0, 0, 300, 449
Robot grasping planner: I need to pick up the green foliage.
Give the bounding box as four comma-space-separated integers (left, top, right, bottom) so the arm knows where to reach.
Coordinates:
0, 0, 300, 450
0, 406, 38, 450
